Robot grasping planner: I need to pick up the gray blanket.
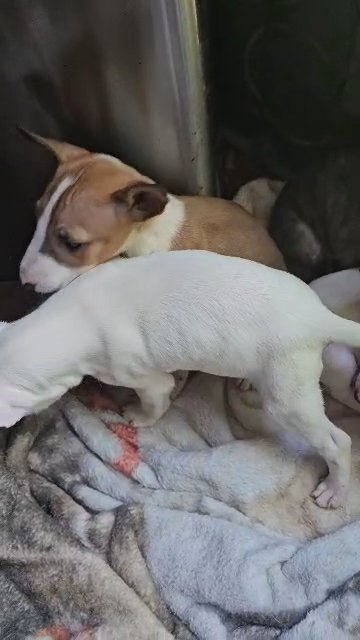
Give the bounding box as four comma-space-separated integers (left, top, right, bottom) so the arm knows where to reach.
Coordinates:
2, 367, 360, 640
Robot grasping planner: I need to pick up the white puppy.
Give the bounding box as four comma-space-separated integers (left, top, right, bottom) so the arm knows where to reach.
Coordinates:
1, 251, 360, 508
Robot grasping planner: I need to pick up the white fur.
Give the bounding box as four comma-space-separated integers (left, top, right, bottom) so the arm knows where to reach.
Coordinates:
122, 195, 185, 257
22, 253, 90, 294
233, 177, 284, 223
3, 252, 360, 508
20, 176, 76, 293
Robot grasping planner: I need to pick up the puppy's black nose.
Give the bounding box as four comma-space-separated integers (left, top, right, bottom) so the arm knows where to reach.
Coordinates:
22, 283, 35, 291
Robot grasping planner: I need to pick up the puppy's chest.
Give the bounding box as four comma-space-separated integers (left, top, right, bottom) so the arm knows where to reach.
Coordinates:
128, 227, 174, 256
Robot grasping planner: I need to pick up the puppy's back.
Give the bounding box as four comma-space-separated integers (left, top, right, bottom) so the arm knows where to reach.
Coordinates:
70, 251, 325, 366
175, 197, 286, 270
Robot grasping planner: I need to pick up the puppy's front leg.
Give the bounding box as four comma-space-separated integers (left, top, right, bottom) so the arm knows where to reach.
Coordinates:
121, 373, 175, 428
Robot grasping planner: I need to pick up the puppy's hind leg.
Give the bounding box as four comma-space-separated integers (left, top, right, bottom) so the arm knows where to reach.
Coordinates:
120, 372, 175, 428
321, 343, 360, 412
260, 349, 351, 509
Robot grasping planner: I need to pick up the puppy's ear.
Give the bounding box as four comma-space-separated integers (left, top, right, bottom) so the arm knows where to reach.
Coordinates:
17, 126, 90, 164
112, 182, 168, 221
0, 402, 25, 428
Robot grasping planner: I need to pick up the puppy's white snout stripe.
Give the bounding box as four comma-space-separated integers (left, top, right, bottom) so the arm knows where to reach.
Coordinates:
20, 176, 75, 283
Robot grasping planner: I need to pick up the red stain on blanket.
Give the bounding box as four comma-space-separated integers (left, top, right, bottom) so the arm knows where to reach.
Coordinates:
110, 422, 138, 446
112, 434, 142, 476
73, 378, 142, 477
110, 423, 141, 475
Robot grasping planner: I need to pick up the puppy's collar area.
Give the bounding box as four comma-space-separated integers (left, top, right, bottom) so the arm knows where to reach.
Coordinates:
116, 196, 185, 260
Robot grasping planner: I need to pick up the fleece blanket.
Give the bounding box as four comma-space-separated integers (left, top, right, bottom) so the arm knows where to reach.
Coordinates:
2, 364, 360, 639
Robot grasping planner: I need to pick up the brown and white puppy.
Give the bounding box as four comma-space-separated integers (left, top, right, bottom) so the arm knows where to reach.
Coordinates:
19, 131, 285, 293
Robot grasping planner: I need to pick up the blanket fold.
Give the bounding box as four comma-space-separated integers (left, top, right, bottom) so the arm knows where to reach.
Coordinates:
2, 368, 360, 638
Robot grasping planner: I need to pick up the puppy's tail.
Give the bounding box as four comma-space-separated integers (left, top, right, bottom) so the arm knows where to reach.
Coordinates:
325, 311, 360, 348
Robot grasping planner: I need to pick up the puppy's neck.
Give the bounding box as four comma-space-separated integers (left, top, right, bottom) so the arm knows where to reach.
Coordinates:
121, 195, 185, 258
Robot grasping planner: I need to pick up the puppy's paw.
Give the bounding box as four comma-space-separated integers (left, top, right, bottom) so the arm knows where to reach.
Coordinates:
120, 404, 156, 428
229, 378, 261, 410
235, 378, 253, 392
311, 478, 345, 509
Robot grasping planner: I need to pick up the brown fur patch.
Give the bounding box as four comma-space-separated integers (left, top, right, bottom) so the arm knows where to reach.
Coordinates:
174, 196, 285, 269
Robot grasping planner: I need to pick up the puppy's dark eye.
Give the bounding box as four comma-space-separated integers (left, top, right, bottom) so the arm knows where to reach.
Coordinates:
56, 229, 83, 252
65, 239, 83, 252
